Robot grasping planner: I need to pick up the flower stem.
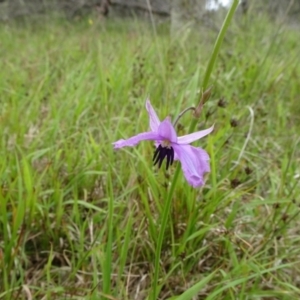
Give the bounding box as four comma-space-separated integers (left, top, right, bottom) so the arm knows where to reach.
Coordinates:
151, 165, 181, 299
151, 1, 239, 299
173, 106, 195, 127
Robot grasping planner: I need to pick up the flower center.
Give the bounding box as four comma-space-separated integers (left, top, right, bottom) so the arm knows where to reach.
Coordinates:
161, 140, 171, 148
153, 141, 174, 170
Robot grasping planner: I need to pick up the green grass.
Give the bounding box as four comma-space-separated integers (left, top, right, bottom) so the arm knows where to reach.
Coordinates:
1, 9, 300, 300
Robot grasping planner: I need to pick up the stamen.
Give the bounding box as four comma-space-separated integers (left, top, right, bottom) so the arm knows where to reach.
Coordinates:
153, 145, 174, 170
153, 146, 160, 163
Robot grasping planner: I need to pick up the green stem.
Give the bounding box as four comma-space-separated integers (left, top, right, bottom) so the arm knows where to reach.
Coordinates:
151, 1, 239, 299
202, 0, 239, 91
173, 106, 195, 127
152, 165, 181, 299
103, 166, 114, 295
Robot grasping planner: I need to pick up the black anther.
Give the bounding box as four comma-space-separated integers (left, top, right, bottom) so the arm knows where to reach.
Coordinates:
153, 145, 174, 170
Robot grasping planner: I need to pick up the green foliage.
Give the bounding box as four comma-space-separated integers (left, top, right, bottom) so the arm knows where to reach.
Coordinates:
0, 11, 300, 300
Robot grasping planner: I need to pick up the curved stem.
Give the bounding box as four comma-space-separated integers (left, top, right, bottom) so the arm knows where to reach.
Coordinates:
173, 106, 195, 127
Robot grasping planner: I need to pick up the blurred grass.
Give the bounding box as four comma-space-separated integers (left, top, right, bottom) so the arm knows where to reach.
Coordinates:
0, 11, 300, 300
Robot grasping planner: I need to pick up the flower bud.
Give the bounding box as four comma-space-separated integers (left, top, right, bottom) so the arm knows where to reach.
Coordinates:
194, 86, 213, 118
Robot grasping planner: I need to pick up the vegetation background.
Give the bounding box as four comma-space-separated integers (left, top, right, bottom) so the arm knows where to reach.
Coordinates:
0, 0, 300, 299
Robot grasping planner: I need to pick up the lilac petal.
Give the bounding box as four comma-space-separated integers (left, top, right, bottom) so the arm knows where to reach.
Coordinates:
113, 132, 160, 149
157, 118, 177, 143
177, 125, 214, 145
172, 144, 210, 187
145, 99, 160, 132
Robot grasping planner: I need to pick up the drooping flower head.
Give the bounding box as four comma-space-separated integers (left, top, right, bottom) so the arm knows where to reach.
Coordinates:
113, 100, 214, 188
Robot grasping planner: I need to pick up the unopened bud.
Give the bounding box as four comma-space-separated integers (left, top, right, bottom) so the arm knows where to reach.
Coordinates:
194, 86, 213, 118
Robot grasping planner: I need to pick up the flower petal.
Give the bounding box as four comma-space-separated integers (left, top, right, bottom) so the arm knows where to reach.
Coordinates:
145, 99, 160, 132
177, 124, 214, 144
113, 132, 160, 149
172, 144, 210, 187
157, 118, 177, 143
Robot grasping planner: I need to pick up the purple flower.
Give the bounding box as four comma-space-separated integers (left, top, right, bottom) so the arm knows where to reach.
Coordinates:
113, 100, 214, 187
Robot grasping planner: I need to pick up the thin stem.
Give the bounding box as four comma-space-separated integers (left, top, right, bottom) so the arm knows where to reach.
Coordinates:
173, 106, 195, 127
151, 165, 181, 299
202, 0, 239, 92
103, 165, 114, 294
151, 1, 239, 299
